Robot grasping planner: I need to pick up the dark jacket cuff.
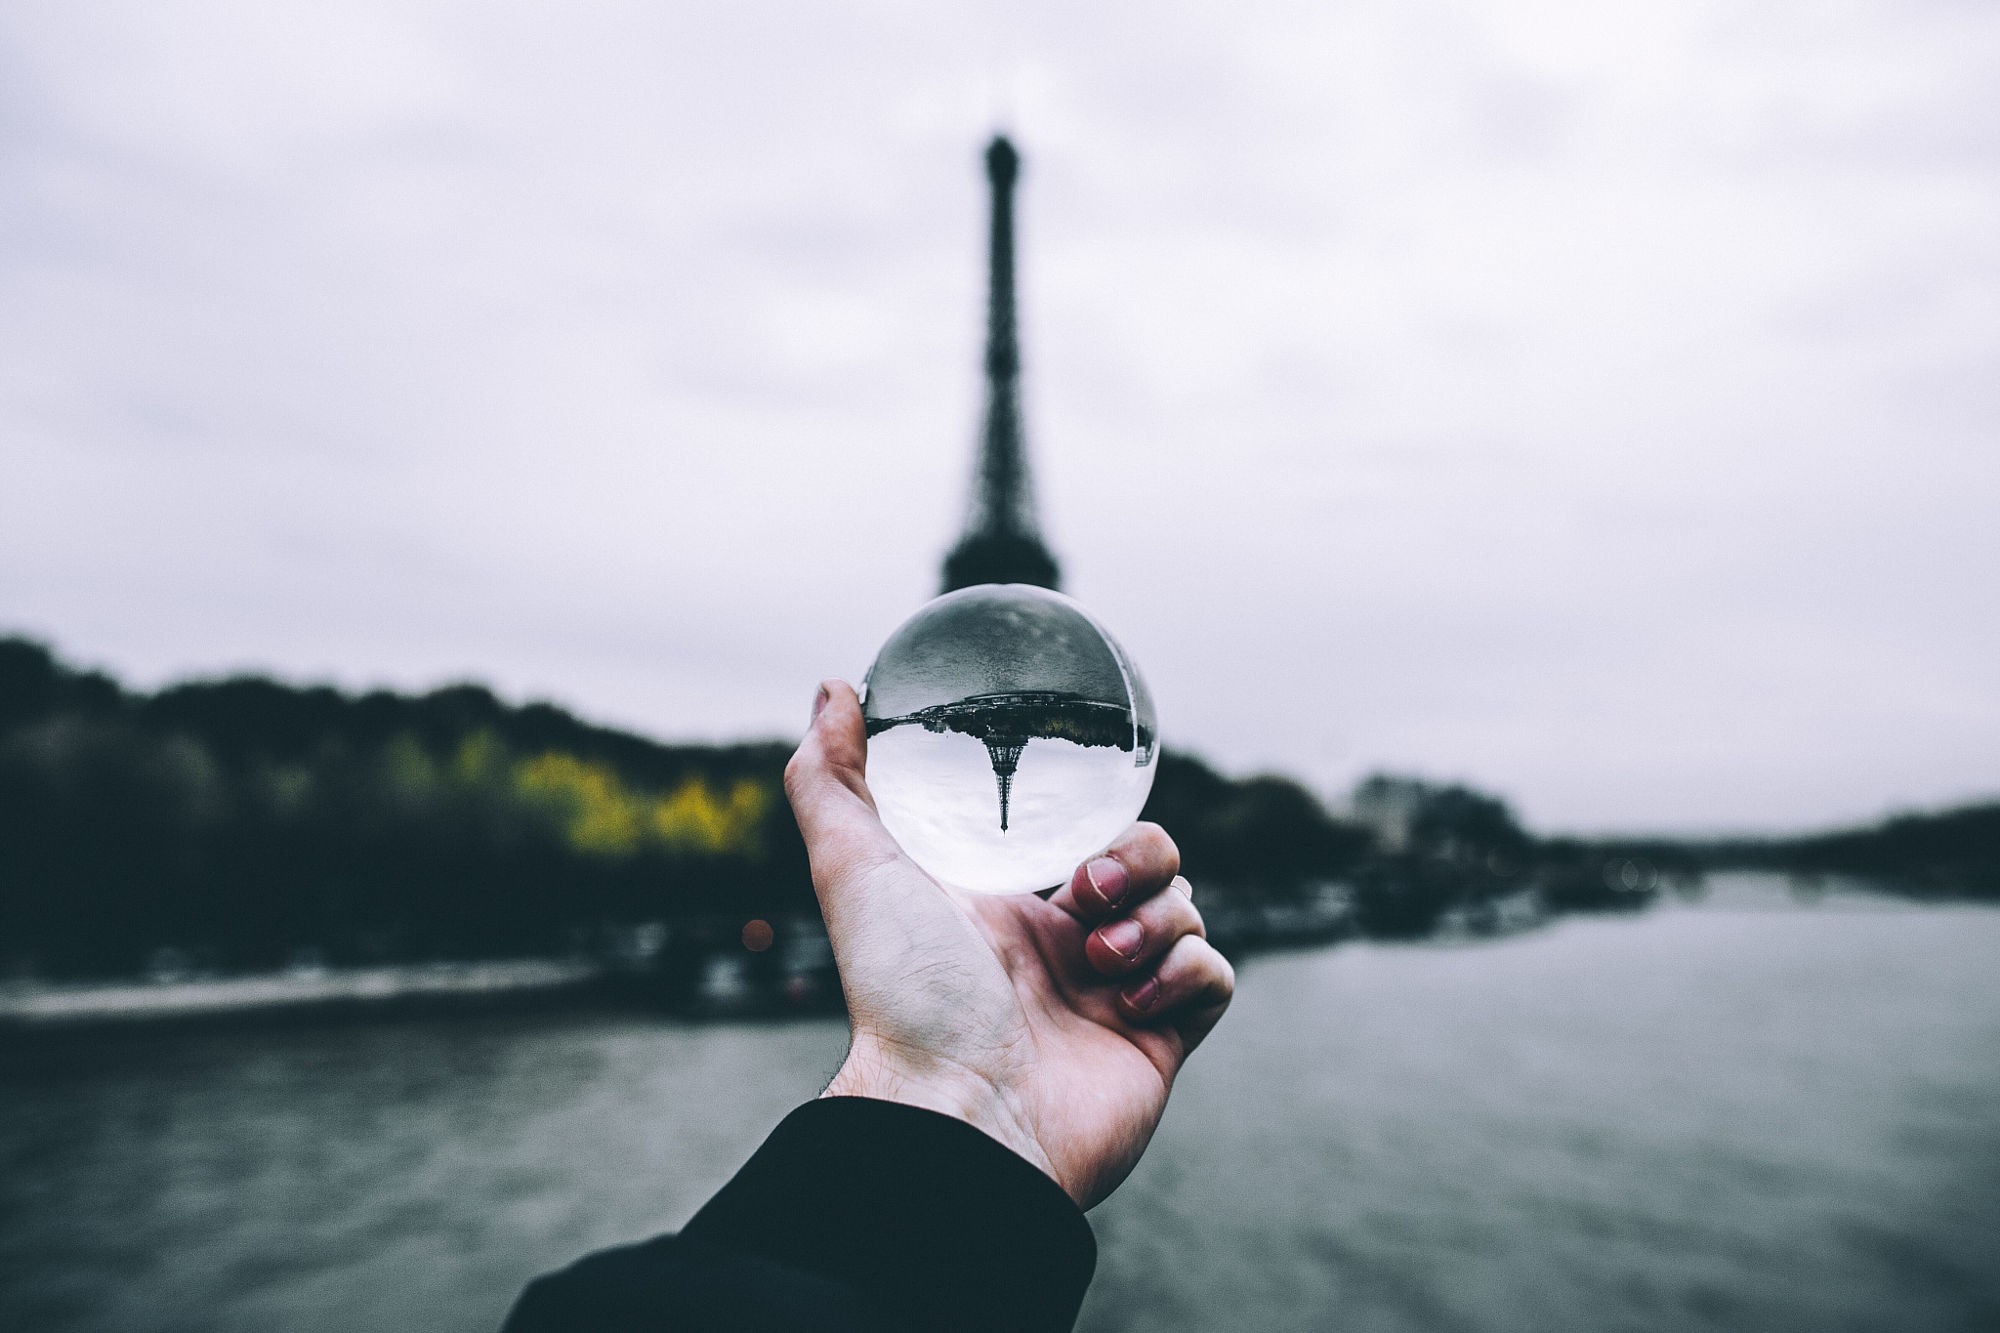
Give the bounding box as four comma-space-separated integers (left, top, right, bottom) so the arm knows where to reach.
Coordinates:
681, 1096, 1097, 1332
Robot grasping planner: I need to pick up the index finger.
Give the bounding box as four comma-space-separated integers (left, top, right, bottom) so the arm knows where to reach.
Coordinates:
1046, 822, 1181, 924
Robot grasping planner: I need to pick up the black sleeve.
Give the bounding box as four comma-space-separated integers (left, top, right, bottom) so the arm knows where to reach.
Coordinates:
500, 1096, 1098, 1333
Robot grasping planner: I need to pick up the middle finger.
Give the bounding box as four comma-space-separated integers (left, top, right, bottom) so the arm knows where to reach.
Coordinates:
1083, 879, 1205, 976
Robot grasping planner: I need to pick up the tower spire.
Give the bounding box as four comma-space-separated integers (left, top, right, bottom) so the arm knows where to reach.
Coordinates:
942, 135, 1061, 593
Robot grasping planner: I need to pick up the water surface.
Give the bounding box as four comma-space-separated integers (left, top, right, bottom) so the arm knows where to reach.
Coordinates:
3, 878, 1995, 1332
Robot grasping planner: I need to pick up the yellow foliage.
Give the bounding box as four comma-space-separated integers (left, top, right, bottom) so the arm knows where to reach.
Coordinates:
651, 777, 770, 855
513, 752, 643, 856
512, 753, 772, 860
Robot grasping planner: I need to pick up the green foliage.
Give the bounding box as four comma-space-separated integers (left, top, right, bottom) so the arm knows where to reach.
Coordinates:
0, 637, 808, 978
0, 635, 1680, 978
1142, 753, 1370, 894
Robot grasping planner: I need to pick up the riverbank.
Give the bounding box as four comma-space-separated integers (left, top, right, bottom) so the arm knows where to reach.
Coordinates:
0, 958, 604, 1027
0, 872, 1913, 1031
0, 886, 1361, 1029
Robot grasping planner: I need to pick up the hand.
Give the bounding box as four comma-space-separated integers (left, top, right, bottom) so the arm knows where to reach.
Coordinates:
783, 680, 1235, 1210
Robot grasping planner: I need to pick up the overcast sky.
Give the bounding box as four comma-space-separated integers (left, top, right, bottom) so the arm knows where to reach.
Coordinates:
4, 0, 1996, 834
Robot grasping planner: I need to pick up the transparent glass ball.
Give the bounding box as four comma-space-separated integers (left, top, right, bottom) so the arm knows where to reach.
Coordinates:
861, 584, 1158, 895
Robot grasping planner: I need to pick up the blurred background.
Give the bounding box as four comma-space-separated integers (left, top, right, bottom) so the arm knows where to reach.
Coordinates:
3, 2, 1997, 1331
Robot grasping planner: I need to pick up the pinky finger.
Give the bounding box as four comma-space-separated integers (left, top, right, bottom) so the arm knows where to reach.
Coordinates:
1119, 934, 1235, 1054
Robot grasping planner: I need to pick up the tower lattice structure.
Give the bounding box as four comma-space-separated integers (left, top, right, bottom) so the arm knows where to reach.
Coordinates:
942, 136, 1062, 594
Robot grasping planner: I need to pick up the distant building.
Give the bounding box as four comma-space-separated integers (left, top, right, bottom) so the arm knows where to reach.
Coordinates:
941, 136, 1062, 593
1350, 775, 1430, 853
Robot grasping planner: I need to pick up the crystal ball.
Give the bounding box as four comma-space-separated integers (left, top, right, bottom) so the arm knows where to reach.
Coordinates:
861, 584, 1158, 895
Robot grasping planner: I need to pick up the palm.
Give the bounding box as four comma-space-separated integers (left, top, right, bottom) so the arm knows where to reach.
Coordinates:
790, 680, 1232, 1211
833, 851, 1181, 1207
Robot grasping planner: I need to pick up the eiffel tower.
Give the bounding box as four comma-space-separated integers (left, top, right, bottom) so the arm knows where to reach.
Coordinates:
941, 135, 1061, 594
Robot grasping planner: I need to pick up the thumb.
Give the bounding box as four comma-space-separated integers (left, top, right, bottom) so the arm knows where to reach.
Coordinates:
783, 679, 907, 897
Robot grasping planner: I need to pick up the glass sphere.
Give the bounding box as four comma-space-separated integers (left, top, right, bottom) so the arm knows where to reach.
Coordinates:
861, 584, 1158, 895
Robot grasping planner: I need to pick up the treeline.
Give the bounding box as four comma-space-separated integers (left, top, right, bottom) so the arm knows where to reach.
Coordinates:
0, 638, 812, 977
15, 632, 1990, 987
0, 635, 1658, 981
1707, 804, 2000, 899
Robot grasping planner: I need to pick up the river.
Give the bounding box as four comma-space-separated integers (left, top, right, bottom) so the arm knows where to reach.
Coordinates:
3, 876, 1996, 1332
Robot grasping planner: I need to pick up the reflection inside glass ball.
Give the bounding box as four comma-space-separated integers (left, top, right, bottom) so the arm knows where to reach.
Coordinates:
861, 584, 1158, 895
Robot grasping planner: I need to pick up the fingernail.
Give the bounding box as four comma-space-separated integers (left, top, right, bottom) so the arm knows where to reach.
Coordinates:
810, 683, 829, 724
1098, 918, 1144, 962
1122, 975, 1160, 1013
1085, 857, 1128, 908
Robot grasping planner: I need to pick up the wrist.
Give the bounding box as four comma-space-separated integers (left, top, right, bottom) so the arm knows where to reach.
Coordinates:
823, 1033, 1063, 1195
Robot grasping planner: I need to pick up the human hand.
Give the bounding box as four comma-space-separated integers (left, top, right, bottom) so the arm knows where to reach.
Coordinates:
783, 679, 1234, 1210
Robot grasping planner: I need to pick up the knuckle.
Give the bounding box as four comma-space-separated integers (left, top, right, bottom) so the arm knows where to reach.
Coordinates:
1122, 821, 1176, 865
1147, 889, 1204, 939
